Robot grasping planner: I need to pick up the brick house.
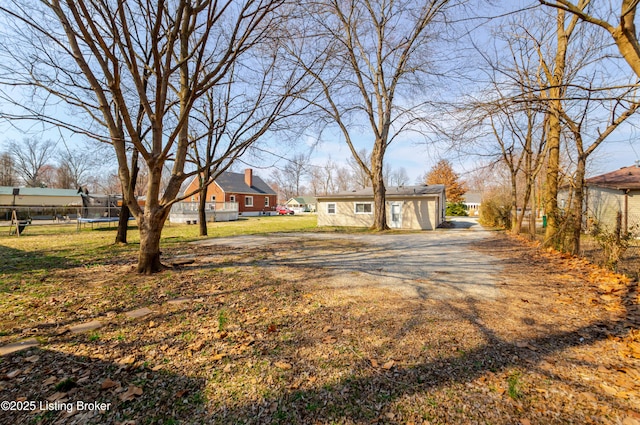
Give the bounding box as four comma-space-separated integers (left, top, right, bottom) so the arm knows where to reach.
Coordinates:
183, 169, 277, 216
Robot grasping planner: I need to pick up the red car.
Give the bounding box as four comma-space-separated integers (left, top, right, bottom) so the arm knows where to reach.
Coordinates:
276, 206, 294, 215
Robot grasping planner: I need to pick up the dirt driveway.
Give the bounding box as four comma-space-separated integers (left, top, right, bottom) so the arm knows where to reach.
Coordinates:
194, 219, 502, 300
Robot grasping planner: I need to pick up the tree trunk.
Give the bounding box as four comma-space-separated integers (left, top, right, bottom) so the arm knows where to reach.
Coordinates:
543, 8, 571, 249
543, 108, 561, 247
509, 176, 519, 234
517, 185, 532, 236
116, 204, 130, 244
198, 184, 208, 236
569, 156, 586, 255
370, 146, 388, 231
136, 210, 169, 274
529, 180, 536, 237
115, 149, 139, 244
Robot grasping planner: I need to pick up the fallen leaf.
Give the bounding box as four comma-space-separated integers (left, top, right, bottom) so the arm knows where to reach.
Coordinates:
322, 325, 332, 333
43, 376, 58, 386
322, 336, 337, 344
382, 360, 395, 370
101, 378, 119, 390
5, 369, 21, 379
24, 355, 40, 363
515, 341, 537, 350
190, 340, 205, 351
119, 385, 143, 402
117, 355, 136, 365
370, 359, 379, 368
601, 383, 619, 397
578, 392, 597, 402
274, 361, 292, 370
47, 392, 67, 402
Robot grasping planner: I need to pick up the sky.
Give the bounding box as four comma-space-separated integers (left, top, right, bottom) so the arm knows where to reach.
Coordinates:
1, 0, 639, 188
233, 0, 640, 186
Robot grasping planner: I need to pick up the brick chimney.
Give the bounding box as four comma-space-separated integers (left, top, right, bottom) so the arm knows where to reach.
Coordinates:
244, 168, 253, 187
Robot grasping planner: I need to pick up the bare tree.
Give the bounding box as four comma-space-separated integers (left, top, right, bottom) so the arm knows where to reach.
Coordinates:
560, 87, 640, 253
187, 55, 306, 236
521, 4, 640, 251
57, 146, 97, 189
347, 149, 372, 190
271, 169, 296, 201
0, 0, 287, 273
0, 152, 17, 186
387, 166, 410, 187
285, 0, 455, 230
472, 5, 640, 248
8, 138, 57, 187
539, 1, 640, 78
464, 14, 550, 235
334, 165, 352, 192
283, 152, 310, 197
309, 158, 337, 196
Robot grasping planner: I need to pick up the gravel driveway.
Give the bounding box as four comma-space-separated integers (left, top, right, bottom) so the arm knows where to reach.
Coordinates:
194, 218, 503, 300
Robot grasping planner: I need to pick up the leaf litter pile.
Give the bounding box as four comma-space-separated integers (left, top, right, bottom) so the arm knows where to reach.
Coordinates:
0, 233, 639, 424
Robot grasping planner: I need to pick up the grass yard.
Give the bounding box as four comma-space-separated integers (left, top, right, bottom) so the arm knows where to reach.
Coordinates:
0, 218, 639, 424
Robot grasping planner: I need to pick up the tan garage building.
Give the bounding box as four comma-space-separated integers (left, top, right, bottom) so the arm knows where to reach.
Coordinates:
317, 185, 446, 230
0, 186, 82, 206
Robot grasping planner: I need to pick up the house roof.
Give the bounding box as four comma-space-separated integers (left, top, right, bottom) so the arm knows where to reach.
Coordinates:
215, 171, 276, 195
287, 196, 317, 204
317, 185, 445, 200
463, 191, 482, 204
586, 165, 640, 190
0, 186, 82, 197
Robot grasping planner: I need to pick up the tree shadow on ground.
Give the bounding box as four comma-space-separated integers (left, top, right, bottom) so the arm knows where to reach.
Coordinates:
2, 234, 638, 424
0, 346, 207, 425
209, 317, 634, 424
0, 244, 78, 280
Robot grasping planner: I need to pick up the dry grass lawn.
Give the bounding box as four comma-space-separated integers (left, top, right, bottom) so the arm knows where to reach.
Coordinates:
0, 222, 638, 424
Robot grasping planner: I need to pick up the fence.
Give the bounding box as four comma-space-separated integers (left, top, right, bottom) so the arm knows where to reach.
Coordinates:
0, 205, 126, 223
170, 202, 238, 213
169, 202, 239, 223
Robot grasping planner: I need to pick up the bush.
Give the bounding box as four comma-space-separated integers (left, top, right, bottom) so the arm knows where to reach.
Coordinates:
446, 202, 468, 216
589, 212, 635, 271
479, 195, 511, 229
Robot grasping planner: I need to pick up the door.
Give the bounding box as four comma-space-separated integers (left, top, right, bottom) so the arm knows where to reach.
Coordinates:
390, 202, 402, 229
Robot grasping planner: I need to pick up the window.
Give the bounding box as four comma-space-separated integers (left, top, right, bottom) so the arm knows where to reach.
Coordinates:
264, 197, 269, 207
354, 202, 372, 214
210, 195, 216, 202
245, 196, 253, 207
230, 195, 236, 203
327, 203, 336, 214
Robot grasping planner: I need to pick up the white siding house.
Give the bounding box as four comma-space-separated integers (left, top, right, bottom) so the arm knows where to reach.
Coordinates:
317, 185, 446, 230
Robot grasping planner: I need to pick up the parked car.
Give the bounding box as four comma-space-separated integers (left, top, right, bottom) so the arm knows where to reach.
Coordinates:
276, 206, 294, 215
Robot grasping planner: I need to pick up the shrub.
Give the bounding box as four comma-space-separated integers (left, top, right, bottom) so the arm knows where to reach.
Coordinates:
589, 212, 635, 271
479, 195, 511, 229
446, 202, 468, 216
